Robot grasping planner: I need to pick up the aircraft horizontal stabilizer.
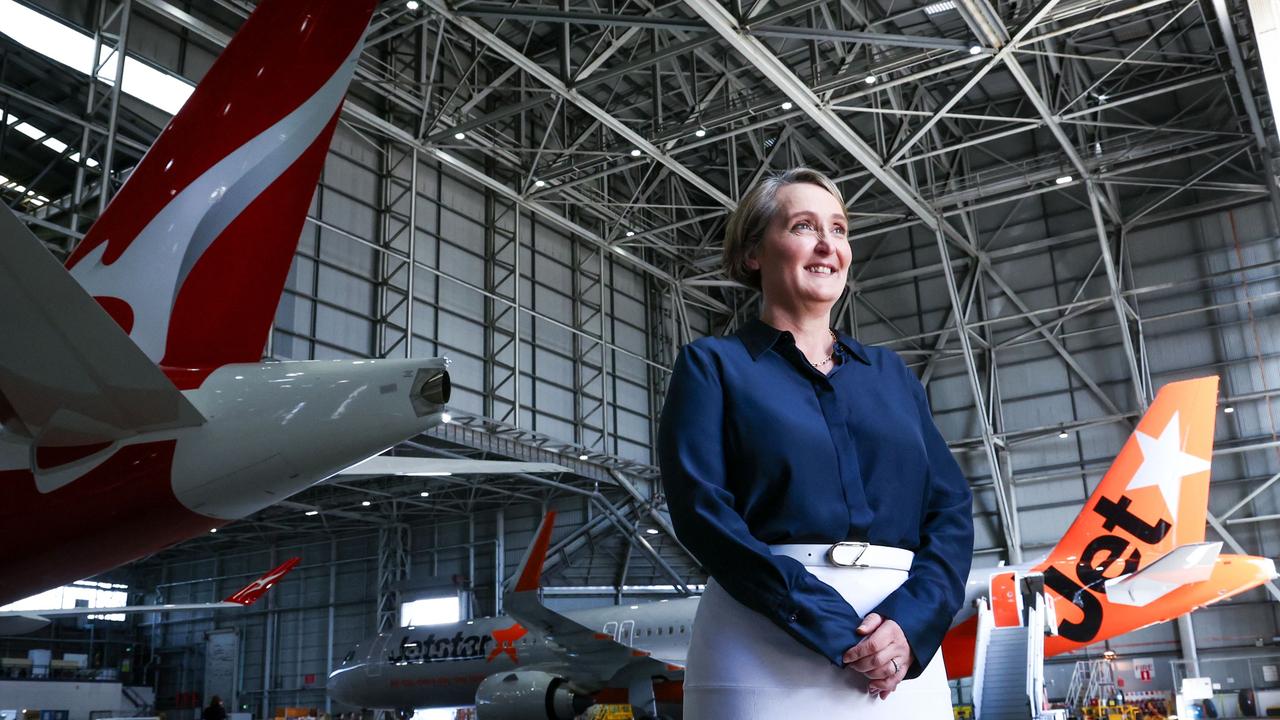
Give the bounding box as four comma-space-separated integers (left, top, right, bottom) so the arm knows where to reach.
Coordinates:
0, 205, 204, 449
336, 456, 569, 477
1104, 541, 1222, 607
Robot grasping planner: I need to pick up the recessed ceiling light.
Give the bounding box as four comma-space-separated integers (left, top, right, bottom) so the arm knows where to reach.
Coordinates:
361, 500, 371, 507
630, 148, 642, 157
305, 510, 319, 516
419, 491, 430, 497
694, 128, 706, 138
453, 131, 465, 140
780, 101, 793, 110
1055, 175, 1073, 185
1224, 406, 1235, 414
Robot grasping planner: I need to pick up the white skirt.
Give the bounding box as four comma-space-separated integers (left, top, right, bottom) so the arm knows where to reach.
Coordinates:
683, 560, 953, 719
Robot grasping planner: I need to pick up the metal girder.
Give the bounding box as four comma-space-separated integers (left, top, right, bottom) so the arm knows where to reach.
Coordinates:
681, 0, 976, 253
423, 0, 734, 210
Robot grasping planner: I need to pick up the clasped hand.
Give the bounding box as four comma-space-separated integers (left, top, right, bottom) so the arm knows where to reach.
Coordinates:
842, 612, 913, 700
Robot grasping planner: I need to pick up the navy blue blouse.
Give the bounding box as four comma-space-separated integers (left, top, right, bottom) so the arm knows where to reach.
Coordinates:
657, 318, 974, 677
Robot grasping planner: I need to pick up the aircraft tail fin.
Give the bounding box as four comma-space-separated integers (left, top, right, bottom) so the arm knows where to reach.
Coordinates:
224, 557, 301, 606
65, 0, 376, 371
511, 512, 557, 595
1040, 376, 1218, 571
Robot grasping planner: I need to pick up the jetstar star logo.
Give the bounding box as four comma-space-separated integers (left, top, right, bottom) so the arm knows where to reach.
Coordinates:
486, 623, 527, 664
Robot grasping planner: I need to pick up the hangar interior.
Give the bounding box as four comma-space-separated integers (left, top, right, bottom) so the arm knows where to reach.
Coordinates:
1, 0, 1279, 718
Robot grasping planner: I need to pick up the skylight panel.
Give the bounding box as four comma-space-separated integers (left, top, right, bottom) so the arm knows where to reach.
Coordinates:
0, 0, 194, 115
923, 0, 957, 14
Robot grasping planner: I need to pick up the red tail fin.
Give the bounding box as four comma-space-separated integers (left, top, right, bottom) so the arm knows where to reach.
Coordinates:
514, 512, 557, 593
66, 0, 376, 375
224, 557, 300, 606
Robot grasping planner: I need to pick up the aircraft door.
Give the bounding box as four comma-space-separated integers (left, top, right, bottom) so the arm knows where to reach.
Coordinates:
602, 621, 618, 639
619, 620, 635, 646
365, 634, 391, 677
989, 571, 1023, 627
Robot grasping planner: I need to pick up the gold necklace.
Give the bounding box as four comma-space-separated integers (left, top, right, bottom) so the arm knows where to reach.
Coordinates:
809, 329, 838, 368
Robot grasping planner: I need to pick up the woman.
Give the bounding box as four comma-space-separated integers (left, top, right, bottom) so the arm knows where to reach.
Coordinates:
657, 168, 973, 718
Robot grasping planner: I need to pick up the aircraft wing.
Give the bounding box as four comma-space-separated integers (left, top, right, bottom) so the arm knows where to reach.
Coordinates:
503, 513, 683, 688
1104, 542, 1222, 606
335, 456, 569, 476
0, 205, 204, 448
0, 557, 299, 624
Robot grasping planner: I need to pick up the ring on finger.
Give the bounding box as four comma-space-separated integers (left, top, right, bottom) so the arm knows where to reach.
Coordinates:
890, 658, 899, 674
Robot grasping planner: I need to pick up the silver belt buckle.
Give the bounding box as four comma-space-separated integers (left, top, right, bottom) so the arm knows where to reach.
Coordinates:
827, 541, 870, 567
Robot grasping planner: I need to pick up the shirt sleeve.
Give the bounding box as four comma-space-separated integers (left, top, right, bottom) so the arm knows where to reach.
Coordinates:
658, 343, 863, 667
871, 357, 975, 678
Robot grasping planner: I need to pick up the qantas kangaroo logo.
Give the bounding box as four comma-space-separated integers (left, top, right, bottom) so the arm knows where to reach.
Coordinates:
1041, 411, 1211, 642
486, 623, 528, 663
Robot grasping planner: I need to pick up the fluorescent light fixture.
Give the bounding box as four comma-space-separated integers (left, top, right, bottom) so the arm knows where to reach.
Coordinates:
969, 45, 982, 55
0, 175, 8, 185
534, 179, 546, 188
13, 122, 43, 140
304, 510, 319, 516
0, 0, 194, 115
1224, 406, 1235, 414
578, 454, 589, 460
419, 491, 430, 497
694, 128, 706, 138
361, 500, 371, 506
630, 148, 642, 157
864, 74, 878, 85
923, 0, 957, 14
2, 112, 15, 125
645, 528, 659, 535
1055, 175, 1073, 185
780, 101, 793, 110
42, 137, 68, 153
453, 131, 465, 140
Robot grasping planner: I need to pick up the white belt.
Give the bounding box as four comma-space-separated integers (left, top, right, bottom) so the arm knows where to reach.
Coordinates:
771, 542, 914, 571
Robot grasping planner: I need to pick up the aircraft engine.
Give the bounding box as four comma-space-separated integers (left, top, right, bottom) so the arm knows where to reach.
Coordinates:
474, 670, 591, 720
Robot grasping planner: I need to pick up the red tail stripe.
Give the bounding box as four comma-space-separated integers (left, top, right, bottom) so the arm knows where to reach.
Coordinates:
515, 511, 557, 593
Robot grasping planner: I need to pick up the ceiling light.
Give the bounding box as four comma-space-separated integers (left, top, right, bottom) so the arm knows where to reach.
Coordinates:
361, 500, 371, 507
864, 75, 878, 85
210, 528, 218, 533
440, 412, 452, 424
630, 148, 642, 157
534, 179, 546, 188
1224, 406, 1235, 414
625, 230, 635, 237
406, 0, 420, 9
923, 0, 957, 14
1058, 430, 1070, 439
645, 528, 659, 535
578, 454, 589, 460
694, 128, 706, 138
1055, 175, 1073, 185
419, 491, 430, 497
780, 101, 793, 110
304, 510, 319, 516
454, 132, 466, 141
969, 45, 982, 55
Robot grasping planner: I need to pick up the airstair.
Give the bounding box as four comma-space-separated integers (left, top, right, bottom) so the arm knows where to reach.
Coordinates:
972, 573, 1055, 720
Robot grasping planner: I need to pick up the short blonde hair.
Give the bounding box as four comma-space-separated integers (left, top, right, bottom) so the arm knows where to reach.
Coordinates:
722, 168, 847, 289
